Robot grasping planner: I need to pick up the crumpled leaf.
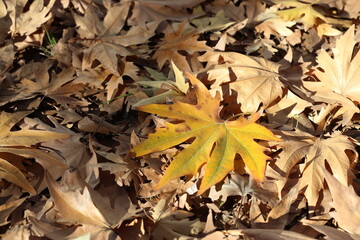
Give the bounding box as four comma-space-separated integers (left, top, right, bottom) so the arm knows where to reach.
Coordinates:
132, 73, 281, 195
153, 22, 212, 72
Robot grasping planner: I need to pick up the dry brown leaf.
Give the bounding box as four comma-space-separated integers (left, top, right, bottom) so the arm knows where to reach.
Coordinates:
45, 170, 137, 237
199, 51, 284, 112
129, 0, 204, 27
153, 23, 212, 72
0, 158, 36, 194
45, 171, 109, 227
276, 130, 357, 206
0, 197, 26, 226
73, 3, 155, 76
307, 224, 360, 240
313, 25, 360, 103
203, 229, 314, 240
3, 0, 55, 36
322, 167, 360, 235
149, 199, 205, 239
0, 111, 70, 146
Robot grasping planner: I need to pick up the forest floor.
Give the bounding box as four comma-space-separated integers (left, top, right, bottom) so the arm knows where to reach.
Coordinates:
0, 0, 360, 239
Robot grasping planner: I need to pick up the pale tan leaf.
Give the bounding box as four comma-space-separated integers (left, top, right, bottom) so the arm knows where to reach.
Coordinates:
276, 130, 357, 206
266, 90, 312, 124
45, 171, 109, 227
5, 0, 55, 36
317, 23, 342, 37
313, 25, 360, 103
255, 6, 295, 38
198, 51, 284, 112
322, 167, 360, 234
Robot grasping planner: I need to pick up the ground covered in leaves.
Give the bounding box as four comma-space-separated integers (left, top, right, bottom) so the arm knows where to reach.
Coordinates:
0, 0, 360, 239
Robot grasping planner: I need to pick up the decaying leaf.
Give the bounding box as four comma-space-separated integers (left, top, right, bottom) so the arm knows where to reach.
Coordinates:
132, 73, 282, 195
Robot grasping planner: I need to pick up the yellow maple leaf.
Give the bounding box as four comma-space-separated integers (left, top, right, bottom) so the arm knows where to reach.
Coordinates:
131, 73, 282, 195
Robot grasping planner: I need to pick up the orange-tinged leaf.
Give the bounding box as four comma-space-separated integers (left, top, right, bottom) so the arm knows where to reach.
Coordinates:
131, 73, 282, 195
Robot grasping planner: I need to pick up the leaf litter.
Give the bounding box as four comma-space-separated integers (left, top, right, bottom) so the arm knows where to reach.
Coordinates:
0, 0, 359, 239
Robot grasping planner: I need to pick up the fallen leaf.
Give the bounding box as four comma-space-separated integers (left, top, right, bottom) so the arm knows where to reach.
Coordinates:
273, 0, 350, 32
313, 25, 360, 103
0, 158, 36, 194
149, 199, 205, 239
322, 167, 360, 234
133, 61, 189, 107
276, 130, 357, 206
254, 6, 295, 38
203, 228, 314, 240
132, 73, 282, 195
307, 224, 360, 240
0, 111, 70, 146
153, 22, 212, 72
4, 0, 55, 36
198, 51, 284, 113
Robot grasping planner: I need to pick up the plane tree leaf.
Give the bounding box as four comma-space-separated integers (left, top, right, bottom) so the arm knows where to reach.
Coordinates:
3, 0, 55, 36
0, 111, 70, 146
131, 73, 282, 195
313, 25, 360, 103
322, 167, 360, 235
198, 51, 284, 113
275, 130, 357, 206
